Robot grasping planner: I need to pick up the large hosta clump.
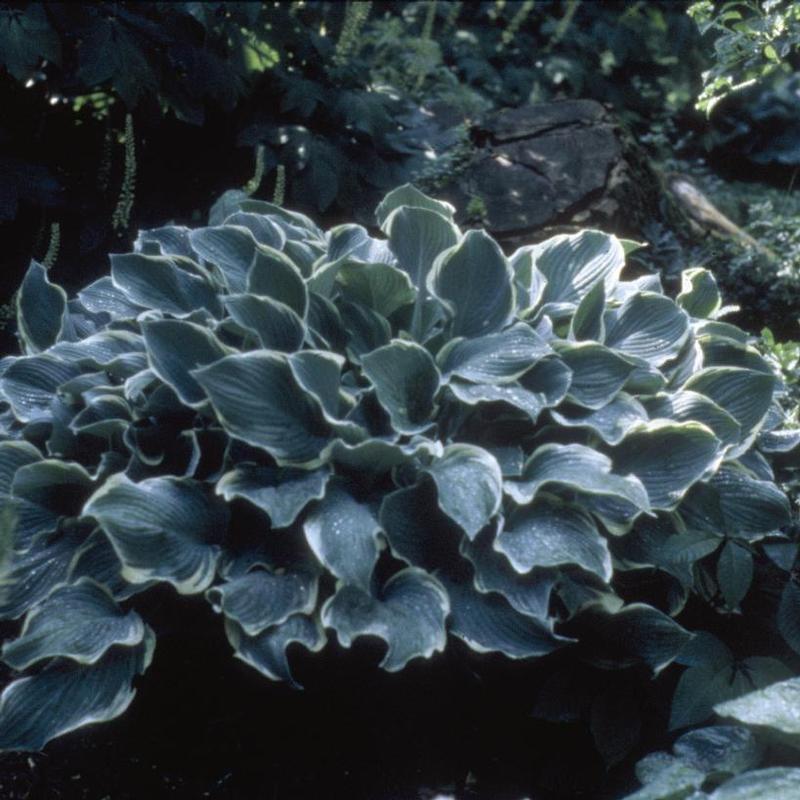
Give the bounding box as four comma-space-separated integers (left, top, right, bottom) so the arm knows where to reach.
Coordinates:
0, 185, 796, 752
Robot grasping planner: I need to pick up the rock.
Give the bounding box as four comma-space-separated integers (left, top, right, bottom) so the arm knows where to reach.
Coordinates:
434, 99, 655, 245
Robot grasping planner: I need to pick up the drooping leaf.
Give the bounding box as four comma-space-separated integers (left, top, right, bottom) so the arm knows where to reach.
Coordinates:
303, 482, 381, 590
208, 568, 318, 636
322, 568, 449, 671
142, 319, 230, 406
84, 474, 228, 594
216, 464, 331, 529
424, 444, 502, 540
506, 443, 650, 513
2, 579, 146, 670
442, 577, 569, 659
497, 498, 612, 582
225, 615, 325, 689
0, 636, 154, 753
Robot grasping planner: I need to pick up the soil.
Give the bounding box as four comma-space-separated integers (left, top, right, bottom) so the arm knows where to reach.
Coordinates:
0, 590, 641, 800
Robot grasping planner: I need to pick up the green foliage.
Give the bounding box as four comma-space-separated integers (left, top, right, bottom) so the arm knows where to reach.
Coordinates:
0, 185, 796, 757
688, 0, 800, 114
693, 174, 800, 336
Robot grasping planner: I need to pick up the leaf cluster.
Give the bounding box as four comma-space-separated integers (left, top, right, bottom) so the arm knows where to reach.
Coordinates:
0, 185, 796, 760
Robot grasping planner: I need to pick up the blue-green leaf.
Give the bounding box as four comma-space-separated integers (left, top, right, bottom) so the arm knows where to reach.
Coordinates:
361, 340, 440, 434
142, 319, 230, 406
189, 225, 257, 293
442, 577, 568, 659
384, 205, 460, 289
428, 229, 515, 338
322, 568, 449, 671
0, 636, 154, 752
2, 579, 146, 669
16, 262, 67, 354
558, 342, 635, 409
424, 444, 502, 540
110, 253, 221, 317
677, 267, 722, 319
223, 294, 305, 352
497, 498, 612, 582
193, 351, 333, 465
336, 261, 416, 318
506, 443, 650, 512
569, 279, 605, 341
225, 614, 325, 689
1, 355, 79, 422
551, 393, 649, 445
605, 293, 690, 366
207, 568, 318, 635
376, 184, 456, 227
612, 421, 721, 510
216, 464, 331, 529
247, 243, 308, 318
684, 368, 775, 451
437, 322, 551, 384
534, 230, 625, 315
83, 474, 228, 594
303, 482, 381, 590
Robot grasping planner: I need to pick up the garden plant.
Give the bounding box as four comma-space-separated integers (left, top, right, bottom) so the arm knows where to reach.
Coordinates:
0, 184, 799, 797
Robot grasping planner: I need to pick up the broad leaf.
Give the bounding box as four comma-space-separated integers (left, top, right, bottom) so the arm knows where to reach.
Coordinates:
303, 482, 381, 590
84, 474, 228, 594
110, 253, 221, 317
142, 319, 230, 406
16, 262, 67, 354
193, 352, 333, 465
424, 444, 502, 540
208, 568, 318, 635
2, 579, 146, 669
0, 636, 154, 752
361, 340, 440, 434
428, 229, 515, 338
216, 464, 331, 528
612, 421, 721, 510
497, 498, 612, 582
506, 443, 650, 513
225, 615, 325, 689
437, 322, 551, 384
322, 568, 449, 671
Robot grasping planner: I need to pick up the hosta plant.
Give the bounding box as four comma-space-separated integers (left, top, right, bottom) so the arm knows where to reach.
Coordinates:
0, 184, 796, 754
